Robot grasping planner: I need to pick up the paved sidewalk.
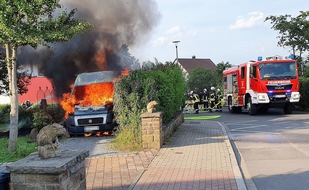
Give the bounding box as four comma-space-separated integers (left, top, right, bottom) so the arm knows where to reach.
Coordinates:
86, 149, 158, 190
86, 120, 246, 190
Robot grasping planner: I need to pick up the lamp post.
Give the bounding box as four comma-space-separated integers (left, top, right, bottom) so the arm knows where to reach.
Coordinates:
172, 40, 180, 62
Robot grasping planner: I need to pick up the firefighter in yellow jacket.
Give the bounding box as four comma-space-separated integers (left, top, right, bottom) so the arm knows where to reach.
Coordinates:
216, 89, 223, 112
199, 88, 209, 110
208, 86, 216, 112
190, 90, 200, 114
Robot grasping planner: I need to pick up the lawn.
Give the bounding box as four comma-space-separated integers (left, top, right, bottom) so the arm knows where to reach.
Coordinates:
184, 115, 221, 120
0, 136, 37, 164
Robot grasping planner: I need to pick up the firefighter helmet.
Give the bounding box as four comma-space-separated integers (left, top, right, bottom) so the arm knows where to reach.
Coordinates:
211, 86, 215, 91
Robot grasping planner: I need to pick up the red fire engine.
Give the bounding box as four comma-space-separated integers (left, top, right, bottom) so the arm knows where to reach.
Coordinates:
223, 55, 300, 115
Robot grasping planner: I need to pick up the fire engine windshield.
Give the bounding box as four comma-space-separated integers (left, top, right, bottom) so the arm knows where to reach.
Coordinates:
259, 62, 296, 80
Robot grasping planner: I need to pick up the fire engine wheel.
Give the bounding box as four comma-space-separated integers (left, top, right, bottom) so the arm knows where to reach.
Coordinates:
228, 97, 233, 112
228, 97, 241, 113
247, 97, 257, 115
283, 103, 294, 114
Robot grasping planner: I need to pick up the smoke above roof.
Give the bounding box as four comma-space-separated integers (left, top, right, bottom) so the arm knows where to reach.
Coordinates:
18, 0, 160, 97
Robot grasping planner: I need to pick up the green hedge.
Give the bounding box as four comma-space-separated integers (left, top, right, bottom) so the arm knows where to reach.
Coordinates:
113, 63, 186, 150
299, 77, 309, 111
0, 103, 65, 130
0, 104, 10, 124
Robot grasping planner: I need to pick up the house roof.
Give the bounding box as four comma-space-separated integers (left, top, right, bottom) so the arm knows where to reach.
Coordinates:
177, 58, 217, 73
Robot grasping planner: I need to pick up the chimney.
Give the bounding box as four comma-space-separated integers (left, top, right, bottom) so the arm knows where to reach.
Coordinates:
192, 55, 196, 59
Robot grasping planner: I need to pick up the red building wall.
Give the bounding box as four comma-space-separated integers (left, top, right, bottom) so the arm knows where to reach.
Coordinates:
18, 77, 59, 104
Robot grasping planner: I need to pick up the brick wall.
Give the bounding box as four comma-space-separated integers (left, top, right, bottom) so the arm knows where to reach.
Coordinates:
141, 111, 184, 149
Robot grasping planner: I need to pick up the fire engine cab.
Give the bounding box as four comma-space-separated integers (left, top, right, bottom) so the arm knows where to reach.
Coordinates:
223, 55, 300, 115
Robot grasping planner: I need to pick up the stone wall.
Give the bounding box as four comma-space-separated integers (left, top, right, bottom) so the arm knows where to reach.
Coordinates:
162, 110, 184, 143
141, 111, 184, 149
7, 150, 88, 190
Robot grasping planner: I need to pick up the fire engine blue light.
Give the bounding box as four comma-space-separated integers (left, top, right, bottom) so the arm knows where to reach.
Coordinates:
268, 91, 273, 94
258, 56, 262, 61
289, 54, 294, 60
286, 90, 291, 94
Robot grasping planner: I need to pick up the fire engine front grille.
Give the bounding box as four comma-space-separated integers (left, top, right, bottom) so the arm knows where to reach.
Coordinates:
266, 84, 292, 91
77, 117, 103, 125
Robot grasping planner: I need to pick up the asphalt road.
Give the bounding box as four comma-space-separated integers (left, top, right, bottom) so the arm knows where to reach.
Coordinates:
187, 107, 309, 190
61, 107, 309, 190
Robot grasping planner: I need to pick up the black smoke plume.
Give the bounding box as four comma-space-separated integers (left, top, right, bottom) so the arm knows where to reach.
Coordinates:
18, 0, 160, 97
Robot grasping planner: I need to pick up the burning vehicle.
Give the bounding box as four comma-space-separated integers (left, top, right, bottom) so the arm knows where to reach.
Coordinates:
62, 71, 120, 136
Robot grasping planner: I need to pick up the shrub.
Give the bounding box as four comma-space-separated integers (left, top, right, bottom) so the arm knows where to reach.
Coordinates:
299, 77, 309, 111
112, 63, 186, 150
46, 104, 65, 123
18, 105, 35, 128
1, 103, 65, 130
0, 104, 10, 124
32, 110, 53, 131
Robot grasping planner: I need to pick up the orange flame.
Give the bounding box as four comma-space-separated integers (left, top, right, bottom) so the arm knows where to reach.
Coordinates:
121, 69, 129, 76
61, 82, 114, 118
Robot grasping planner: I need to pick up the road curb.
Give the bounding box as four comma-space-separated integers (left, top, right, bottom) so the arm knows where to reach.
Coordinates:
218, 122, 248, 190
219, 122, 258, 190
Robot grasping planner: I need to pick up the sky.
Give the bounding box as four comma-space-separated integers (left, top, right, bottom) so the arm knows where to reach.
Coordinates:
131, 0, 309, 65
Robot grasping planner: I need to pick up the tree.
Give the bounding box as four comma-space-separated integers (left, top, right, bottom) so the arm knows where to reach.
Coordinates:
118, 44, 140, 70
216, 61, 232, 76
265, 11, 309, 75
0, 1, 91, 152
187, 68, 221, 93
141, 58, 162, 70
0, 47, 31, 96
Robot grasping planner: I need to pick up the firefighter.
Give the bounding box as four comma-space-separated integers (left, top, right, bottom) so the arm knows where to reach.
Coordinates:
216, 89, 223, 112
186, 91, 195, 110
208, 86, 216, 112
192, 90, 200, 114
199, 88, 209, 110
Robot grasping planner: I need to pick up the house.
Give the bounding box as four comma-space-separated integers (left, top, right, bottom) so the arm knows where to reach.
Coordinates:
0, 64, 58, 105
174, 56, 217, 79
18, 76, 58, 105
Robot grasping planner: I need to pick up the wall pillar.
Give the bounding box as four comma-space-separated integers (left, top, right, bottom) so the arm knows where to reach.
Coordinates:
141, 112, 163, 150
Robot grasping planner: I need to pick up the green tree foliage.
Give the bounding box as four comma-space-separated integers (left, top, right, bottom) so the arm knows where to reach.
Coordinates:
141, 58, 162, 70
0, 0, 91, 152
187, 68, 221, 93
216, 61, 232, 76
265, 11, 309, 75
265, 11, 309, 57
118, 44, 140, 70
299, 78, 309, 111
304, 65, 309, 78
0, 47, 31, 95
113, 62, 186, 150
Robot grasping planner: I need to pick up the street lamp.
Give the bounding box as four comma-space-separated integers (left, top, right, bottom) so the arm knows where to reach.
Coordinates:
172, 40, 180, 62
